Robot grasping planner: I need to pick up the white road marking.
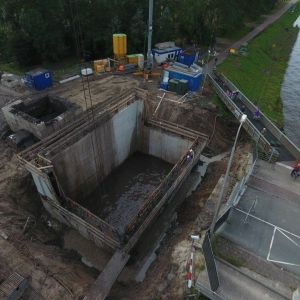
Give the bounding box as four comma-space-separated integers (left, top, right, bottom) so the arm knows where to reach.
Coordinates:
276, 228, 300, 248
233, 207, 300, 267
267, 258, 300, 267
267, 227, 276, 261
234, 207, 300, 240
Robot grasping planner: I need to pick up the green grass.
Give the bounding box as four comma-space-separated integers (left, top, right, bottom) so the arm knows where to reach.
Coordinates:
212, 236, 245, 268
0, 61, 26, 75
211, 93, 233, 119
0, 57, 81, 81
218, 3, 300, 128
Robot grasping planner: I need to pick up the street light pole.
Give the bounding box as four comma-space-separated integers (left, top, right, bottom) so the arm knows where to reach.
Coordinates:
210, 114, 247, 233
200, 49, 211, 95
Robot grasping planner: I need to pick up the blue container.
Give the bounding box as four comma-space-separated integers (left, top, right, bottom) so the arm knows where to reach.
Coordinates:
24, 69, 53, 91
178, 53, 196, 67
160, 82, 168, 90
168, 70, 202, 91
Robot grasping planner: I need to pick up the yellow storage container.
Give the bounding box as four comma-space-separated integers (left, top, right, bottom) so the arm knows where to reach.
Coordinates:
127, 54, 144, 69
94, 59, 108, 73
95, 64, 105, 73
113, 33, 127, 58
127, 54, 139, 65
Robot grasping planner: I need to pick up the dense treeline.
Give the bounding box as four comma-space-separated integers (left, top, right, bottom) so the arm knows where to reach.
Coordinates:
0, 0, 277, 66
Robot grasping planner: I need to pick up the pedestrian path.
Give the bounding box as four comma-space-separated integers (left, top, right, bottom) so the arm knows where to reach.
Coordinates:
210, 72, 299, 162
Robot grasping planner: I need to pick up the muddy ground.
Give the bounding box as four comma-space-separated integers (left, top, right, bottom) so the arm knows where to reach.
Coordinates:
0, 76, 252, 299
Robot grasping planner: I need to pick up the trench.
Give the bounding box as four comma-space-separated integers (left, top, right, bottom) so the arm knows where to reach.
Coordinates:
281, 16, 300, 147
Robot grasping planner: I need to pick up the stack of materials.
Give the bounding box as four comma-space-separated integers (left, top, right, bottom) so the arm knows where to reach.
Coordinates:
117, 64, 138, 74
127, 54, 144, 69
93, 59, 110, 73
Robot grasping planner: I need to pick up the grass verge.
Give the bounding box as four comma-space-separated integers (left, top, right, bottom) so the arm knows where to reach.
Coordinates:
0, 57, 80, 81
218, 3, 300, 127
212, 235, 244, 268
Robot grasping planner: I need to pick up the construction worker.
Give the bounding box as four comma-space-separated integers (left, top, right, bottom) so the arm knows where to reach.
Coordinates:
253, 107, 261, 120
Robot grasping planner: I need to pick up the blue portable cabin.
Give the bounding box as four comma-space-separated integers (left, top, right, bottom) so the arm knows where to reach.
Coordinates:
166, 63, 203, 92
152, 46, 182, 65
178, 52, 196, 67
24, 69, 53, 91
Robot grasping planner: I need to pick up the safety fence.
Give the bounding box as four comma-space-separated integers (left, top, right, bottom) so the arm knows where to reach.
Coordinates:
125, 137, 204, 237
42, 197, 120, 250
214, 150, 258, 233
63, 197, 121, 245
213, 72, 300, 161
208, 73, 279, 162
195, 281, 225, 300
124, 136, 206, 250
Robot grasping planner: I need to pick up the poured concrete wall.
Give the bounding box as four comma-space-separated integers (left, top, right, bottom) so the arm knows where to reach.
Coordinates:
53, 100, 144, 201
2, 99, 82, 139
141, 126, 193, 164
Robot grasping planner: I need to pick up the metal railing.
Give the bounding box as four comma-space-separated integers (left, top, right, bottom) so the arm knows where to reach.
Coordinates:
64, 197, 121, 244
195, 282, 225, 300
208, 74, 279, 162
214, 72, 300, 161
125, 136, 205, 239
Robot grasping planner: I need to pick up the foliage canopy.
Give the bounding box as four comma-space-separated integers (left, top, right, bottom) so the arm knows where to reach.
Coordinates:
0, 0, 277, 66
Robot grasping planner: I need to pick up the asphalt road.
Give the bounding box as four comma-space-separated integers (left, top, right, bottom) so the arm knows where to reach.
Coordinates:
219, 160, 300, 277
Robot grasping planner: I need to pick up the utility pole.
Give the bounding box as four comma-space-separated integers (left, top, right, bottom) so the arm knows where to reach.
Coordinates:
210, 114, 247, 233
146, 0, 154, 71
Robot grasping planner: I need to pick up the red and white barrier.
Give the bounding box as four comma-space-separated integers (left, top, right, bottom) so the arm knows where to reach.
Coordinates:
187, 235, 199, 288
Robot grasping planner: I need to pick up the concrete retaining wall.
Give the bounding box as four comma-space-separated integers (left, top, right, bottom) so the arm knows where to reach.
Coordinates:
53, 100, 144, 201
2, 99, 82, 139
42, 198, 119, 250
140, 126, 193, 164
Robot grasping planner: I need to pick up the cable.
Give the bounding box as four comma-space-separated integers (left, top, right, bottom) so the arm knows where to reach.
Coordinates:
69, 0, 105, 192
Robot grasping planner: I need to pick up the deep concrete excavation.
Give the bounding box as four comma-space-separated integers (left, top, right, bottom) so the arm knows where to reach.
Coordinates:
2, 94, 82, 139
18, 89, 208, 298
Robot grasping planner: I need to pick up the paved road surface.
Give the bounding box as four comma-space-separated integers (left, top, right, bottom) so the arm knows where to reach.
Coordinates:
196, 259, 289, 299
219, 160, 300, 277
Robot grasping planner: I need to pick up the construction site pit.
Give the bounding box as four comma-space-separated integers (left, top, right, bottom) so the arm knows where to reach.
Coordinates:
19, 89, 208, 249
78, 152, 172, 235
2, 95, 82, 139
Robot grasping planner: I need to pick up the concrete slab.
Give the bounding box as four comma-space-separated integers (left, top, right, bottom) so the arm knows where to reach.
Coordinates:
83, 250, 130, 300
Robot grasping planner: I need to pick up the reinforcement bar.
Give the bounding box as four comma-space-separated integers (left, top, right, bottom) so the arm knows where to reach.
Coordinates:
18, 89, 142, 165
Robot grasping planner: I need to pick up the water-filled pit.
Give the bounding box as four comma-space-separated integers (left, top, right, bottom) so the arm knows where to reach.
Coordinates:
78, 152, 173, 235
